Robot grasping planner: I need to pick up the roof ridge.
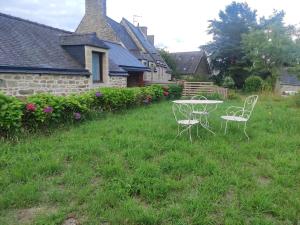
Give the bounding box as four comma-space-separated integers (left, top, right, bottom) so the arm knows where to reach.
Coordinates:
60, 32, 97, 37
0, 11, 71, 34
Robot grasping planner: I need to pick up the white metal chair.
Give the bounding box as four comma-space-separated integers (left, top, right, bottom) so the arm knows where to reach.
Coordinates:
173, 103, 199, 142
221, 95, 259, 140
191, 95, 216, 135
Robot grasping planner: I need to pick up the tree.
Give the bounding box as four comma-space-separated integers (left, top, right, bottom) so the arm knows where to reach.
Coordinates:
242, 11, 298, 75
158, 49, 178, 77
202, 2, 258, 87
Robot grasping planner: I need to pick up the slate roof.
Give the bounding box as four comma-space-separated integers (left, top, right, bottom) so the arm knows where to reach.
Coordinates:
121, 18, 169, 67
107, 17, 153, 62
104, 41, 149, 74
60, 33, 108, 49
280, 69, 300, 86
170, 51, 206, 75
0, 12, 89, 75
0, 12, 149, 77
106, 17, 138, 51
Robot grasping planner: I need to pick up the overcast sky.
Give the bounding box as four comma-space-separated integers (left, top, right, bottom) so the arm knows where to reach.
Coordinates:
1, 0, 300, 52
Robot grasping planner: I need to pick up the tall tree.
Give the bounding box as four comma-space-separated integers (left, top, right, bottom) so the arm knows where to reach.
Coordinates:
242, 11, 299, 75
158, 49, 178, 76
202, 2, 257, 87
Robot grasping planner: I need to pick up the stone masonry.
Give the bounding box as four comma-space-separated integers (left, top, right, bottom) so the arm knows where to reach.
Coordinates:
109, 76, 127, 88
0, 74, 91, 97
76, 0, 118, 42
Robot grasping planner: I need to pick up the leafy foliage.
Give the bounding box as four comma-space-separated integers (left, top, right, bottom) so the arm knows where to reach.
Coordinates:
158, 49, 178, 77
0, 93, 24, 135
223, 76, 235, 88
242, 11, 299, 73
0, 85, 183, 136
203, 2, 257, 85
245, 76, 263, 92
204, 3, 300, 90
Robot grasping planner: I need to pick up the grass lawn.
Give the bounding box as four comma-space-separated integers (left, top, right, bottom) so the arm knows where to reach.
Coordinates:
0, 95, 300, 225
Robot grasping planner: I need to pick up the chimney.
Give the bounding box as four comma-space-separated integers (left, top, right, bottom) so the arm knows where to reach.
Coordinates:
139, 26, 148, 36
76, 0, 118, 42
85, 0, 106, 17
147, 35, 155, 46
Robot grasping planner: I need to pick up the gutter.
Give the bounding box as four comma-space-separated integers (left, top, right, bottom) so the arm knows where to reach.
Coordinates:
0, 66, 90, 76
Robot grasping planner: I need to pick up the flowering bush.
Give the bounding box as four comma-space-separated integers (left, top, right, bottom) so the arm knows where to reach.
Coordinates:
167, 84, 183, 99
0, 84, 183, 136
0, 92, 24, 135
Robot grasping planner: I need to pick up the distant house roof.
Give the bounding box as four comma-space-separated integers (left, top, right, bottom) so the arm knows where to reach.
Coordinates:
170, 51, 206, 75
280, 68, 300, 86
106, 17, 138, 51
107, 17, 153, 62
60, 33, 109, 49
121, 18, 169, 67
104, 41, 149, 75
0, 12, 89, 75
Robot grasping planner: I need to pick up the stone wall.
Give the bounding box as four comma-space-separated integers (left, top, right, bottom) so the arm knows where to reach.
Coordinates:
109, 76, 127, 88
0, 74, 91, 96
143, 67, 171, 83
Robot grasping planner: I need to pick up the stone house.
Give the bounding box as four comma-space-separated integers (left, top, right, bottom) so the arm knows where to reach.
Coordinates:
77, 0, 172, 85
170, 51, 211, 81
0, 0, 171, 96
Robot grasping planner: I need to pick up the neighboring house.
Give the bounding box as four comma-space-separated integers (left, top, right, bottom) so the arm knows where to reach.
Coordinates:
170, 51, 211, 81
0, 0, 171, 97
277, 68, 300, 94
76, 0, 171, 84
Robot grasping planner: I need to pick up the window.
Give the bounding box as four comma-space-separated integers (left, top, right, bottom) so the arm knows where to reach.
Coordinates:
92, 52, 103, 83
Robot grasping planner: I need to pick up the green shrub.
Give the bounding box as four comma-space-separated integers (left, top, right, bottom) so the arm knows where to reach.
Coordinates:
0, 93, 24, 135
0, 84, 183, 136
245, 76, 263, 93
223, 76, 235, 89
96, 88, 140, 111
168, 84, 183, 99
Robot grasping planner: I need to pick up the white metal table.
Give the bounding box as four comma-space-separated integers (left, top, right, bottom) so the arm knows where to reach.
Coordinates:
173, 100, 224, 105
173, 100, 224, 135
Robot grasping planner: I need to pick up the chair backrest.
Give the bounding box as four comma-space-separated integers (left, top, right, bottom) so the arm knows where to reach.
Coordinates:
242, 95, 259, 119
172, 103, 193, 122
191, 95, 208, 112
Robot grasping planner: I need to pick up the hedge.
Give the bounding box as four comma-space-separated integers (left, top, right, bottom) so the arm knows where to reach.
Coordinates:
0, 84, 183, 137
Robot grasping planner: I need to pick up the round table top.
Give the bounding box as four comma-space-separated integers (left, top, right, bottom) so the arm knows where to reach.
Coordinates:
173, 100, 224, 105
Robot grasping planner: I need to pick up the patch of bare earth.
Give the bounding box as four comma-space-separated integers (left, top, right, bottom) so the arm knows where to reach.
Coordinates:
258, 176, 271, 186
17, 206, 57, 224
63, 217, 79, 225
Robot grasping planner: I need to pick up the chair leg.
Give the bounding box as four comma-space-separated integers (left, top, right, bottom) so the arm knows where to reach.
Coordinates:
196, 124, 199, 137
189, 126, 192, 143
224, 121, 229, 135
244, 122, 250, 141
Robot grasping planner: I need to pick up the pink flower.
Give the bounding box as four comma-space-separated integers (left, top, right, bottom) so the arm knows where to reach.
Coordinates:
163, 91, 169, 97
43, 106, 53, 114
74, 112, 81, 120
26, 103, 36, 112
95, 92, 103, 97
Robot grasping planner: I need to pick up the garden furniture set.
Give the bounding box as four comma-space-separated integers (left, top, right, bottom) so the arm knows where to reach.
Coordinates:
172, 95, 259, 142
